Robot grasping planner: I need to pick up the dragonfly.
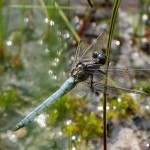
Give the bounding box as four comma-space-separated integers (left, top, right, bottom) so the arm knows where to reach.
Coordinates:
14, 29, 150, 131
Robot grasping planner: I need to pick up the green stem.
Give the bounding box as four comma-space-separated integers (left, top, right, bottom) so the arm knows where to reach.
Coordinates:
103, 0, 121, 150
55, 2, 80, 42
9, 5, 84, 10
0, 0, 4, 61
137, 0, 145, 50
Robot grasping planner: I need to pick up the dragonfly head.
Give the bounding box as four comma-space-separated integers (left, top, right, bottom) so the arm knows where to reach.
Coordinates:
92, 52, 106, 65
92, 52, 99, 59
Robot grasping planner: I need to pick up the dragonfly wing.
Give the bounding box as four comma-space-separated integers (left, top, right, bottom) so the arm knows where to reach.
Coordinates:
79, 29, 109, 61
87, 67, 150, 88
85, 67, 150, 96
76, 41, 90, 63
71, 40, 90, 70
105, 68, 150, 90
71, 29, 109, 71
93, 82, 150, 96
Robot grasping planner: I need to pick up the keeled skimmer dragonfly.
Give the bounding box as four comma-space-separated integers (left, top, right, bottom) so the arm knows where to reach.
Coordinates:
14, 29, 150, 131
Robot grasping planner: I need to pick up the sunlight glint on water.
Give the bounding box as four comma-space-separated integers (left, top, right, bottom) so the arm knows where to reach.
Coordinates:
107, 106, 110, 110
115, 40, 120, 46
97, 106, 103, 111
130, 93, 140, 99
52, 75, 57, 80
66, 119, 72, 125
145, 105, 150, 110
146, 143, 150, 147
54, 58, 60, 63
8, 131, 17, 142
71, 135, 76, 141
142, 14, 148, 21
24, 17, 29, 23
63, 31, 70, 39
45, 48, 50, 54
49, 20, 54, 26
35, 114, 47, 127
113, 105, 117, 110
44, 18, 49, 24
48, 69, 53, 75
118, 98, 122, 103
38, 40, 43, 45
58, 131, 62, 136
43, 18, 54, 26
6, 40, 12, 46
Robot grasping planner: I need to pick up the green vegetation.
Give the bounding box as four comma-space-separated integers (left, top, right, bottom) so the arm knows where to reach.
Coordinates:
46, 93, 143, 141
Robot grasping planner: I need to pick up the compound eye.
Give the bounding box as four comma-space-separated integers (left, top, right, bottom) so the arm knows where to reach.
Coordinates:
98, 53, 106, 65
92, 52, 98, 58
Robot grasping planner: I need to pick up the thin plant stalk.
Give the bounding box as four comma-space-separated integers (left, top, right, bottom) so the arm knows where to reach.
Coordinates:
0, 0, 4, 61
39, 0, 50, 18
87, 0, 93, 7
38, 0, 55, 40
103, 0, 121, 150
55, 2, 80, 42
9, 4, 85, 10
38, 1, 80, 42
137, 0, 146, 50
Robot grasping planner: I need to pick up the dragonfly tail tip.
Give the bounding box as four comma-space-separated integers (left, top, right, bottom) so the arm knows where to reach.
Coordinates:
13, 123, 25, 131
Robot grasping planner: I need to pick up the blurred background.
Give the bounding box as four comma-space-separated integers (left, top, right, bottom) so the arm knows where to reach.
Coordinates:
0, 0, 150, 149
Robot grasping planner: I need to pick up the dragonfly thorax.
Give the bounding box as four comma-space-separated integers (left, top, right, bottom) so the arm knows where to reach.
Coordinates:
71, 62, 89, 82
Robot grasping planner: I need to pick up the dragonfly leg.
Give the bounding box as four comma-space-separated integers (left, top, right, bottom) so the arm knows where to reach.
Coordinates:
90, 75, 94, 92
90, 75, 99, 96
97, 70, 106, 74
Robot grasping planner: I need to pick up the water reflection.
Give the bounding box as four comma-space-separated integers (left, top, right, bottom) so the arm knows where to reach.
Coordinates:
63, 31, 70, 39
54, 58, 59, 63
45, 48, 50, 54
35, 114, 47, 128
118, 98, 122, 103
71, 135, 76, 141
57, 48, 63, 56
107, 106, 110, 110
6, 40, 12, 46
115, 40, 120, 46
52, 75, 57, 80
113, 105, 117, 110
58, 131, 62, 136
8, 131, 17, 142
38, 39, 43, 45
44, 18, 55, 26
97, 106, 103, 111
48, 69, 53, 75
145, 105, 150, 110
44, 17, 49, 24
142, 14, 148, 21
146, 143, 150, 147
66, 119, 72, 125
50, 20, 54, 26
24, 17, 29, 23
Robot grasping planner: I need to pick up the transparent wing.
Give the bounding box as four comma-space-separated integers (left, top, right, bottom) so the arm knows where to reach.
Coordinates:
71, 29, 109, 70
79, 30, 109, 61
78, 29, 109, 62
82, 67, 150, 96
93, 82, 150, 96
72, 41, 90, 69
